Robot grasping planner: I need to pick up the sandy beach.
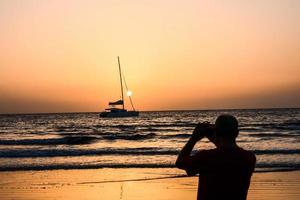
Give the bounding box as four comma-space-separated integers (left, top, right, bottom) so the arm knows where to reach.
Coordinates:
0, 169, 299, 200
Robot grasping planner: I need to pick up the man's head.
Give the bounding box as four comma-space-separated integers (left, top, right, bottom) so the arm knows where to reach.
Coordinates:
215, 114, 239, 141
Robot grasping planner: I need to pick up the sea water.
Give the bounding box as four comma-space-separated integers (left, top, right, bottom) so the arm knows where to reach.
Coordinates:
0, 108, 299, 172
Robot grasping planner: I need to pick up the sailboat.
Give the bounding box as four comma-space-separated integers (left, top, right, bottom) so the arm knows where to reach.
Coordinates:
100, 57, 139, 118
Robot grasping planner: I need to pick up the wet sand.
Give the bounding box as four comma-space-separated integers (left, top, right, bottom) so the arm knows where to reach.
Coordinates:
0, 169, 299, 200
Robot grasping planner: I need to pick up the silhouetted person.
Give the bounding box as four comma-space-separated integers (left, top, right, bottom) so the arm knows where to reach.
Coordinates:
176, 115, 256, 200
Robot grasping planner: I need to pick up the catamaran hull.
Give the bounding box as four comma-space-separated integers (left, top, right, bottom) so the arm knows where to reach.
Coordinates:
99, 111, 139, 118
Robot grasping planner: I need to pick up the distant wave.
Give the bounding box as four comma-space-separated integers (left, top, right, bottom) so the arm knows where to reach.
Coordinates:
0, 133, 159, 145
0, 148, 299, 158
102, 133, 156, 140
53, 123, 195, 133
248, 133, 300, 138
53, 121, 300, 132
0, 136, 97, 145
240, 121, 300, 131
1, 132, 299, 145
110, 123, 196, 128
159, 134, 191, 139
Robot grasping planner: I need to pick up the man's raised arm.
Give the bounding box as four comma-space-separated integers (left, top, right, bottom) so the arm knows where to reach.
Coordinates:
175, 123, 207, 172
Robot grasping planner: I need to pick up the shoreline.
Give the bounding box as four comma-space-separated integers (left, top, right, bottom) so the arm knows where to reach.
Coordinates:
0, 167, 300, 173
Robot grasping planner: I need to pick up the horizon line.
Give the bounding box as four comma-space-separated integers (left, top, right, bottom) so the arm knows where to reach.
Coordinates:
0, 107, 299, 116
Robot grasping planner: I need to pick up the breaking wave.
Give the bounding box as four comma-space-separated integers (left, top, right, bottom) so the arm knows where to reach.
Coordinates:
1, 162, 299, 172
0, 148, 299, 158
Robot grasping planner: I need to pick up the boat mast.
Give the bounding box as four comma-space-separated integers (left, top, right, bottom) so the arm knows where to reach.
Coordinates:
117, 56, 125, 110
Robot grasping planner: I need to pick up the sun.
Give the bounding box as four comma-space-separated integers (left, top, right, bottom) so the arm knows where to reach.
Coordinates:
126, 90, 132, 96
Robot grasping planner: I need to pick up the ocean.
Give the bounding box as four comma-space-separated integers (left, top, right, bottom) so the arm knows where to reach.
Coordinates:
0, 108, 299, 172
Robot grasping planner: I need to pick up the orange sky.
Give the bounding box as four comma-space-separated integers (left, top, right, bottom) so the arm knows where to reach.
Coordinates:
0, 0, 300, 114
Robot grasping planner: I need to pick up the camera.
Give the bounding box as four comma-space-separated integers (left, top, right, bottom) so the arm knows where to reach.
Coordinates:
196, 122, 215, 137
204, 123, 215, 137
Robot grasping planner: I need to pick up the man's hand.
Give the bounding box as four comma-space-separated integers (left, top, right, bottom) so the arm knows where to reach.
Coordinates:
190, 122, 210, 142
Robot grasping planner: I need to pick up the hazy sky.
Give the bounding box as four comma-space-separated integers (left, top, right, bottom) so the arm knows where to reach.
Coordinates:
1, 0, 300, 113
